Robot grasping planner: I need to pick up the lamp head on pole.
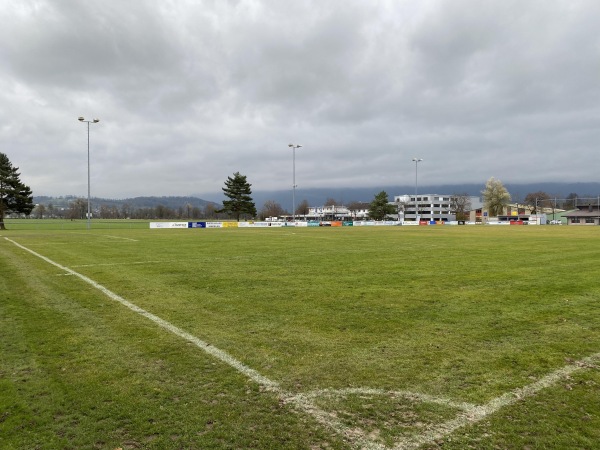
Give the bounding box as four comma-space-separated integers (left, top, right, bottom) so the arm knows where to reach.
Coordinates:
78, 117, 100, 123
412, 158, 423, 162
288, 144, 302, 148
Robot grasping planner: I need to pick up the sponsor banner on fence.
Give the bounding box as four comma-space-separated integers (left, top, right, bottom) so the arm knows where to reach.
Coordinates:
205, 222, 223, 228
152, 219, 465, 229
150, 222, 188, 229
238, 221, 285, 227
354, 221, 376, 226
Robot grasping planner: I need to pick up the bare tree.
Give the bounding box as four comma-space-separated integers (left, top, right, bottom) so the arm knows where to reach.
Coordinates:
524, 191, 551, 214
191, 206, 202, 218
260, 200, 286, 219
203, 203, 217, 219
450, 193, 472, 221
120, 203, 132, 219
34, 204, 46, 219
67, 198, 87, 220
295, 199, 309, 216
324, 198, 337, 206
563, 193, 578, 210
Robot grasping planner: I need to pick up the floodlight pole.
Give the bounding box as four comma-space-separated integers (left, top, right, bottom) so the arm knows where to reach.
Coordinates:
412, 158, 423, 222
288, 144, 302, 222
78, 117, 100, 230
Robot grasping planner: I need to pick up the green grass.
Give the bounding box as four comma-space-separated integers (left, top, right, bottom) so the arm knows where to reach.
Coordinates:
1, 226, 600, 449
2, 219, 150, 230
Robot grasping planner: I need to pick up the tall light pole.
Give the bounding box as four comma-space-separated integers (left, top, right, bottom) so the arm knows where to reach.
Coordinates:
412, 158, 423, 222
288, 144, 302, 222
78, 117, 100, 229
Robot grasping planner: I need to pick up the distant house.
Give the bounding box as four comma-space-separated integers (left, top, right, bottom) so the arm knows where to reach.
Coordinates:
564, 204, 600, 225
306, 205, 352, 221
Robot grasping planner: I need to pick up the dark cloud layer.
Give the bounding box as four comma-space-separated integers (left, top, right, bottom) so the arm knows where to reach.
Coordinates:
1, 0, 599, 198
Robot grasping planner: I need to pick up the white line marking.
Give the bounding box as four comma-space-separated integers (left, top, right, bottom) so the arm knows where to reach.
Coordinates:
301, 388, 477, 411
6, 236, 600, 450
4, 237, 379, 449
393, 353, 600, 450
5, 237, 278, 389
102, 235, 138, 241
71, 260, 173, 268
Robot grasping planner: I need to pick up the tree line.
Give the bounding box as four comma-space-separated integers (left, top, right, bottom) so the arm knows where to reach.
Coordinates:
30, 199, 230, 221
1, 151, 595, 228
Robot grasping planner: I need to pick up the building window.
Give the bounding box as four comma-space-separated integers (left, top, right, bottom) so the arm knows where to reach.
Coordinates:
571, 218, 580, 224
585, 218, 595, 224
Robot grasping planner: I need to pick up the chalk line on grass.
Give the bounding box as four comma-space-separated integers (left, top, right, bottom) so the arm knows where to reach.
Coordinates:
393, 352, 600, 450
102, 235, 139, 241
5, 237, 278, 389
4, 237, 382, 450
6, 236, 600, 450
300, 387, 477, 412
71, 260, 174, 268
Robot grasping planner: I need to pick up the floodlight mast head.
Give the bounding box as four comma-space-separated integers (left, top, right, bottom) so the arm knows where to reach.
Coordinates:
78, 117, 100, 123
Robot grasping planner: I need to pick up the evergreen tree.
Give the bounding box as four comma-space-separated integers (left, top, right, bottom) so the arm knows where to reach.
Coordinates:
218, 172, 257, 221
0, 152, 34, 229
482, 177, 511, 217
368, 190, 395, 221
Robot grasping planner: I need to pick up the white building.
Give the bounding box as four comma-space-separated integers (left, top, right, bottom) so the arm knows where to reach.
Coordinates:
306, 205, 352, 221
394, 194, 482, 222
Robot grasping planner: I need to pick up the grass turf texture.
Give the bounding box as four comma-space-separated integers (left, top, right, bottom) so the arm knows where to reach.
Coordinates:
1, 226, 599, 449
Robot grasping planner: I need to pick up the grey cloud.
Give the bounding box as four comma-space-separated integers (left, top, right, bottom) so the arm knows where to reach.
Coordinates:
1, 0, 598, 199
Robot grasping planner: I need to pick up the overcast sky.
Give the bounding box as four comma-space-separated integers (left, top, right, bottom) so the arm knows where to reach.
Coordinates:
1, 0, 599, 200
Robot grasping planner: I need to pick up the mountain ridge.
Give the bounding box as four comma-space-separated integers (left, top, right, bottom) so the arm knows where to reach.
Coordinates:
34, 182, 600, 211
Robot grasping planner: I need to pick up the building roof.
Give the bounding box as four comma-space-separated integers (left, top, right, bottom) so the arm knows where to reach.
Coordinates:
563, 206, 600, 218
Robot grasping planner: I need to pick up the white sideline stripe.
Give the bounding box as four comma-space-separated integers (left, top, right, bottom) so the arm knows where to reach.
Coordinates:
5, 237, 379, 450
394, 353, 600, 450
5, 238, 277, 389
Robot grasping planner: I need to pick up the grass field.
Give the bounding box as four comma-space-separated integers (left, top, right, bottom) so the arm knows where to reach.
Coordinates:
1, 225, 599, 449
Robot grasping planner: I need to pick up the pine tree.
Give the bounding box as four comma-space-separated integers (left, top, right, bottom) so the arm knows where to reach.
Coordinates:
368, 190, 395, 221
0, 153, 34, 229
218, 172, 257, 221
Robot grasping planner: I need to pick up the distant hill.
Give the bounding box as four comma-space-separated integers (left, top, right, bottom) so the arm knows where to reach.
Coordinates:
33, 195, 219, 210
35, 182, 599, 213
216, 182, 600, 209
